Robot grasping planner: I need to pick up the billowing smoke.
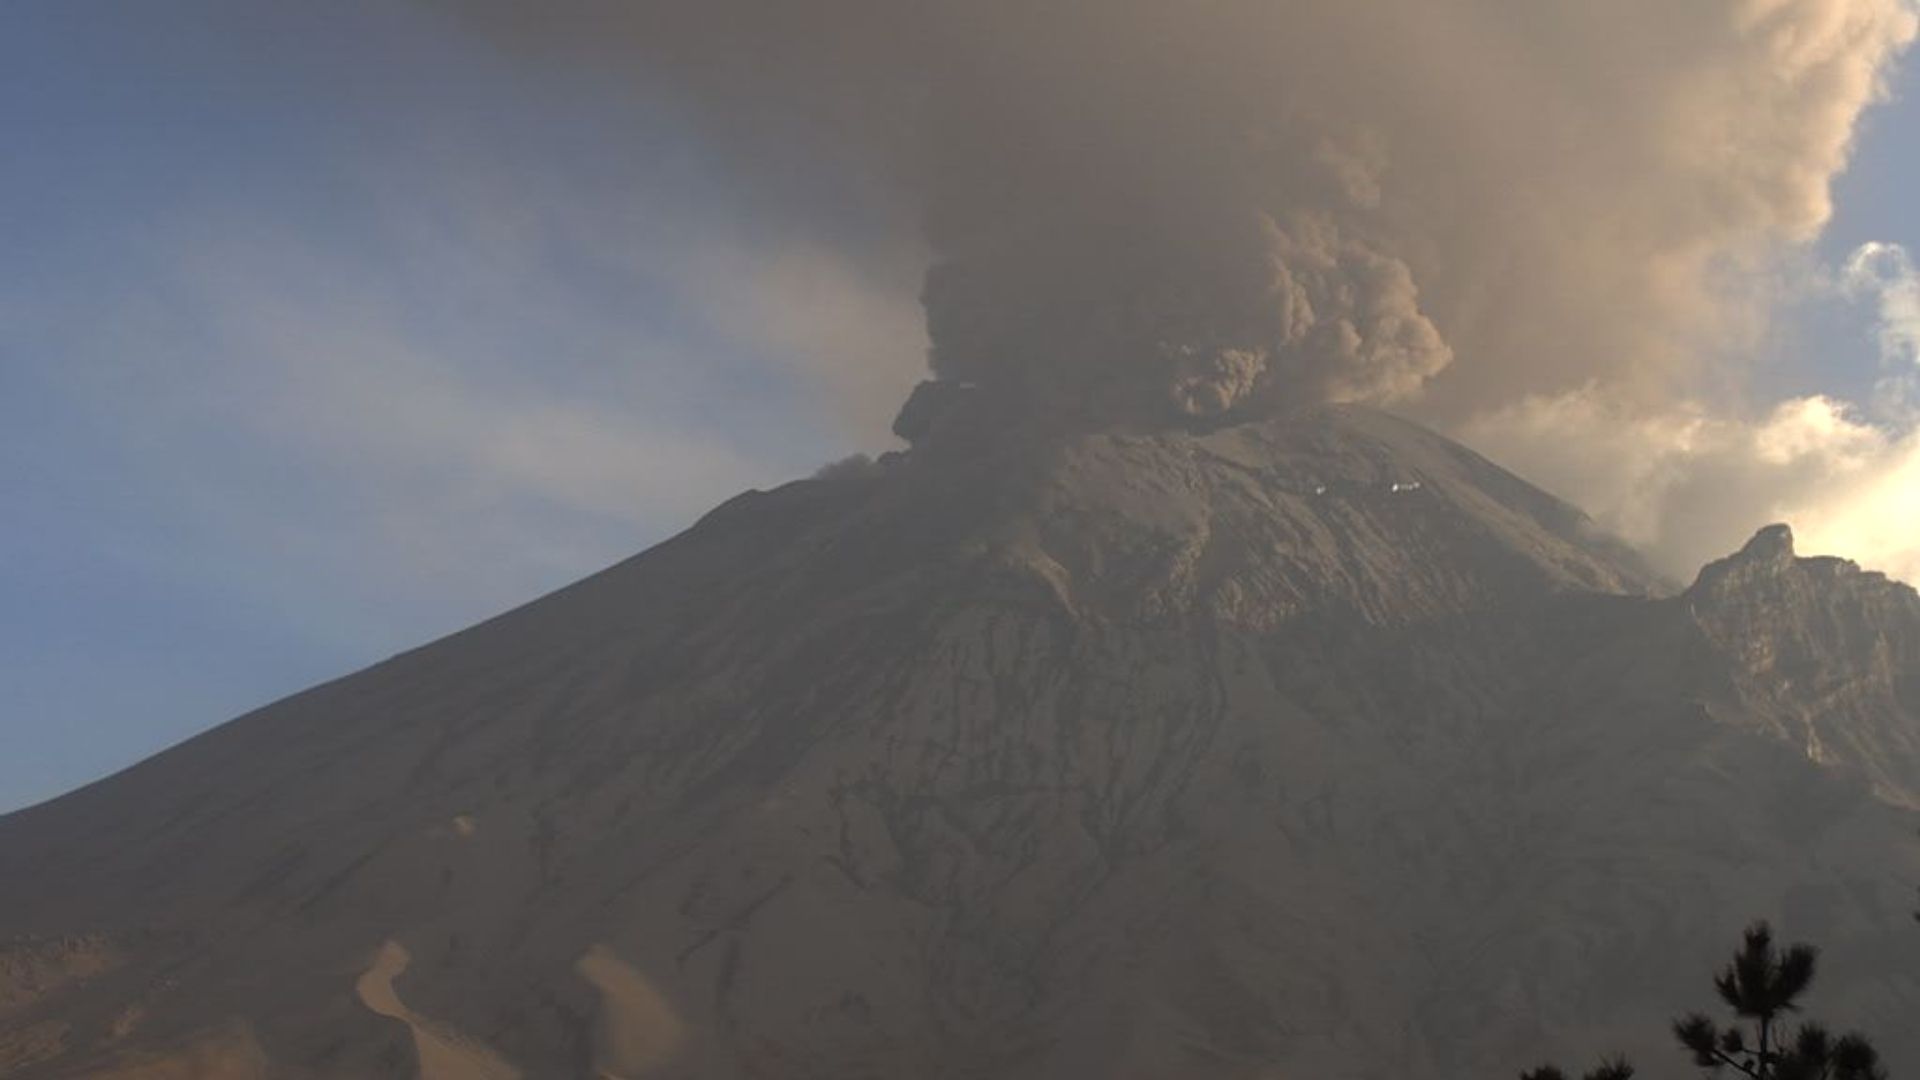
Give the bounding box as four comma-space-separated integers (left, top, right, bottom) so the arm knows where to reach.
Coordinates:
442, 0, 1920, 574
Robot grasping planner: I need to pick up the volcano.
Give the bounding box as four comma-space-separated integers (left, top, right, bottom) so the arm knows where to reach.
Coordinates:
5, 404, 1920, 1079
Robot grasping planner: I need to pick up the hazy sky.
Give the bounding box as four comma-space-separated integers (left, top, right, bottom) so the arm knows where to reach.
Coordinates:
3, 1, 1917, 813
0, 2, 924, 812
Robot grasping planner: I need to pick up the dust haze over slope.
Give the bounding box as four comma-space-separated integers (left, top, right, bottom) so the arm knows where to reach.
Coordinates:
444, 0, 1920, 579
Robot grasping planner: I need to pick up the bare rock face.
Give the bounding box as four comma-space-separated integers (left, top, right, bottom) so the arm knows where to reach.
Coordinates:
4, 406, 1920, 1080
1686, 523, 1920, 805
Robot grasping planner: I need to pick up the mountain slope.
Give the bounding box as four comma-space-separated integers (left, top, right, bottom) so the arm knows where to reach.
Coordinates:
1686, 523, 1920, 805
4, 406, 1919, 1080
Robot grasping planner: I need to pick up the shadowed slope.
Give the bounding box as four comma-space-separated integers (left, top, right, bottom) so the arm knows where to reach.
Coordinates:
3, 407, 1917, 1079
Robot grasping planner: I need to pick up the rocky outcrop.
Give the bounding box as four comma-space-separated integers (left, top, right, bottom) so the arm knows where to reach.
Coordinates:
1, 408, 1917, 1079
1686, 523, 1920, 804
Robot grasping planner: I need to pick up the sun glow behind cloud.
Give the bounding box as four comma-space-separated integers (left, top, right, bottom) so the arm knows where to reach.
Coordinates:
1464, 237, 1920, 584
1464, 384, 1920, 584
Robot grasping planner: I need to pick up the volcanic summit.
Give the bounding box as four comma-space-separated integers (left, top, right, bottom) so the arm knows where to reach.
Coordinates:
4, 402, 1920, 1078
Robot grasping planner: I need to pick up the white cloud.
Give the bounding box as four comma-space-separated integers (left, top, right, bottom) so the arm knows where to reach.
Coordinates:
1460, 388, 1920, 585
1845, 242, 1920, 366
1455, 239, 1920, 588
1843, 241, 1920, 416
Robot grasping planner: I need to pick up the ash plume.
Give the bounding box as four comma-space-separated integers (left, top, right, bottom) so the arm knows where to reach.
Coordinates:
444, 0, 1920, 574
446, 0, 1911, 424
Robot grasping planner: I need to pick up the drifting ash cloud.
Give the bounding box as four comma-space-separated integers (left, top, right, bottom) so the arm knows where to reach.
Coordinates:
443, 0, 1920, 579
1472, 239, 1920, 583
1466, 380, 1920, 583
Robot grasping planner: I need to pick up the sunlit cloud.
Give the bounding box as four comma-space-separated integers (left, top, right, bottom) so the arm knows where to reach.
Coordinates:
1463, 388, 1920, 586
1843, 241, 1920, 416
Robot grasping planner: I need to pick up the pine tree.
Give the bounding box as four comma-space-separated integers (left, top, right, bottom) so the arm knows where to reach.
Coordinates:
1518, 921, 1885, 1080
1672, 922, 1884, 1080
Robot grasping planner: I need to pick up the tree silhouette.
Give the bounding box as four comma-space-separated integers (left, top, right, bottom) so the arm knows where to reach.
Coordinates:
1520, 1059, 1635, 1080
1518, 922, 1884, 1080
1672, 922, 1884, 1080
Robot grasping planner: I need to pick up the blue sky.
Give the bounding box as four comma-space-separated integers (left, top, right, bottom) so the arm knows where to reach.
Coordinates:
2, 3, 1917, 814
0, 2, 923, 812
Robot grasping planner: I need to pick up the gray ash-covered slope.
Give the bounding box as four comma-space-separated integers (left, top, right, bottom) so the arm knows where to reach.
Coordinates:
6, 405, 1920, 1079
